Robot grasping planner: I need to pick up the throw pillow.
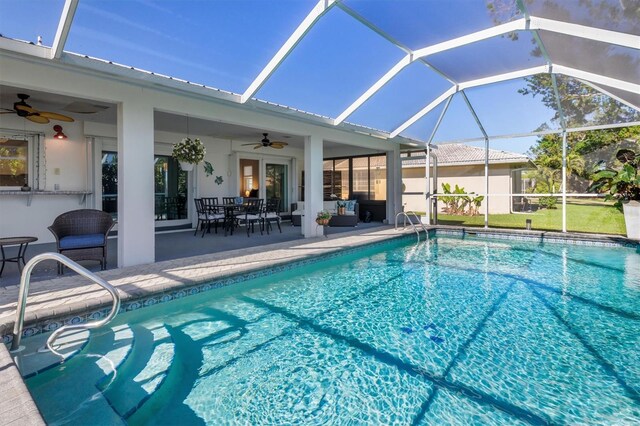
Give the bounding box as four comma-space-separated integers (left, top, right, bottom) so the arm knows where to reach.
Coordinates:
346, 200, 356, 211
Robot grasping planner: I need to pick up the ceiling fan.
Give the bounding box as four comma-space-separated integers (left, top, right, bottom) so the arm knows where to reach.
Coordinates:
242, 133, 288, 150
0, 93, 75, 124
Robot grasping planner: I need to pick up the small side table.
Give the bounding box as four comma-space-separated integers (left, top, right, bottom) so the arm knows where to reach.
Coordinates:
0, 236, 38, 277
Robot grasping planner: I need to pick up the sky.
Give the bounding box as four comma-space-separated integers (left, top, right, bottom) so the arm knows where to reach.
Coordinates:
1, 0, 636, 156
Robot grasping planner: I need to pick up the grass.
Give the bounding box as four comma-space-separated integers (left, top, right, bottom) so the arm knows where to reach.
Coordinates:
429, 199, 627, 235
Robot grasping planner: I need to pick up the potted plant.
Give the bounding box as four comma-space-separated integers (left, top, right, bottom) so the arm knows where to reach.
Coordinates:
172, 137, 205, 171
316, 210, 332, 226
336, 200, 346, 215
588, 148, 640, 240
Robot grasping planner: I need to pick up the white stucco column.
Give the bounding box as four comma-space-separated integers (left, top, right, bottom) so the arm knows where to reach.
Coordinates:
303, 134, 323, 238
386, 146, 402, 224
117, 98, 155, 267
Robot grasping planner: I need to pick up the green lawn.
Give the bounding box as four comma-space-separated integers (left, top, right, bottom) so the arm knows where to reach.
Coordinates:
431, 199, 626, 235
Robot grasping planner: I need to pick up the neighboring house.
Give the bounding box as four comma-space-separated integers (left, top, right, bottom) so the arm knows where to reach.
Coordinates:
402, 144, 534, 215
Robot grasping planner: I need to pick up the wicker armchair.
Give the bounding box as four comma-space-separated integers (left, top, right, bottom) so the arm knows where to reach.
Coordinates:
48, 209, 115, 274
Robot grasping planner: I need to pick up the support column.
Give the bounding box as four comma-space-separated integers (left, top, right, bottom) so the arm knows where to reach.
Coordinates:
303, 134, 324, 238
117, 98, 155, 267
426, 145, 431, 225
484, 137, 489, 229
561, 131, 567, 233
386, 146, 402, 224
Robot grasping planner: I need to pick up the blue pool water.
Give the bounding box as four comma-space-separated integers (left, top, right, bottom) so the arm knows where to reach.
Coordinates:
24, 235, 640, 425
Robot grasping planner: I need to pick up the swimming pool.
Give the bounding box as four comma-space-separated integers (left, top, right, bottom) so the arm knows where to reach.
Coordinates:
23, 235, 640, 424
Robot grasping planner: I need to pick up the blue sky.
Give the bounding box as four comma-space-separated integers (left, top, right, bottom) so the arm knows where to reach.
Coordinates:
1, 0, 633, 155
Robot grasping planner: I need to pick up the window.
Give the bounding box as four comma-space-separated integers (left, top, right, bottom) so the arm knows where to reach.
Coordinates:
239, 159, 259, 197
322, 154, 387, 201
101, 151, 188, 221
154, 155, 188, 220
0, 139, 28, 187
101, 151, 118, 217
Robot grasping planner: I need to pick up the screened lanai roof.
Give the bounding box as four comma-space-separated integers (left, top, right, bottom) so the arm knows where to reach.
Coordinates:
1, 0, 639, 144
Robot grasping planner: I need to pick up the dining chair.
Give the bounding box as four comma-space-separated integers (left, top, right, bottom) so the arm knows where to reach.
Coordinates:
237, 198, 263, 237
194, 198, 224, 237
263, 198, 282, 234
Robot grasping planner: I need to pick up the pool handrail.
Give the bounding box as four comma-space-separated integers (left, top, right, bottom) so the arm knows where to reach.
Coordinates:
395, 211, 428, 241
10, 252, 121, 356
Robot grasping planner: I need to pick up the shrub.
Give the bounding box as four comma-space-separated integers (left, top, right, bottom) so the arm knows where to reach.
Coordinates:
538, 196, 557, 209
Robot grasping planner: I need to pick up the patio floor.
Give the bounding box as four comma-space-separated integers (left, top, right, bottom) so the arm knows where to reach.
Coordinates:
0, 221, 386, 288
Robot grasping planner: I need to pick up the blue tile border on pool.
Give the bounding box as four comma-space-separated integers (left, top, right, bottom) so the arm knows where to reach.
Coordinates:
435, 228, 638, 248
4, 228, 637, 344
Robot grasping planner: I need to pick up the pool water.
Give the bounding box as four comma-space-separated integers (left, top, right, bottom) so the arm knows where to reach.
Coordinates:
25, 235, 640, 425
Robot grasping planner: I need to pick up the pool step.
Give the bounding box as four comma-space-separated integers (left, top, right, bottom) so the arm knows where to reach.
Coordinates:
101, 323, 175, 418
13, 328, 90, 378
23, 327, 132, 426
127, 324, 204, 424
91, 324, 136, 384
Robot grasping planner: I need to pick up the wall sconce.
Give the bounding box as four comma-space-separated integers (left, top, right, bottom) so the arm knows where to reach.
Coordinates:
53, 125, 67, 140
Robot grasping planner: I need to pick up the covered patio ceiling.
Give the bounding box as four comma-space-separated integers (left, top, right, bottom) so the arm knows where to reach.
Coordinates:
0, 84, 362, 150
1, 0, 638, 145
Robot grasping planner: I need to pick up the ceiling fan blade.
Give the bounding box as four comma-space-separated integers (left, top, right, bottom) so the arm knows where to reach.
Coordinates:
270, 142, 287, 148
241, 143, 258, 146
38, 111, 75, 122
14, 104, 36, 114
270, 144, 285, 149
253, 145, 262, 150
26, 114, 50, 124
0, 111, 17, 115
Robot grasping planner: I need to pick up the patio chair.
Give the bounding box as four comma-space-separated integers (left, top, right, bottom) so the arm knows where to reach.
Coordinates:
194, 198, 224, 237
263, 198, 282, 234
237, 198, 263, 237
48, 209, 115, 274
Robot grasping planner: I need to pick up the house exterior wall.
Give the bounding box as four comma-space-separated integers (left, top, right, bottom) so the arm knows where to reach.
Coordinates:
402, 163, 515, 215
0, 114, 90, 243
0, 52, 396, 253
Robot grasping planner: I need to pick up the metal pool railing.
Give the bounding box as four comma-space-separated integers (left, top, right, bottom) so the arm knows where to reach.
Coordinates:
10, 252, 121, 356
395, 211, 428, 241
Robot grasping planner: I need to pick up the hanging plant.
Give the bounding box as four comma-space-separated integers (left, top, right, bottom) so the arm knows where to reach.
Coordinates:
172, 137, 205, 164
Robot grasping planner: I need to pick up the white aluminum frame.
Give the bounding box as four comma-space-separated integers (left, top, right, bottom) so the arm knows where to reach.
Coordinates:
329, 15, 639, 127
51, 0, 78, 59
240, 0, 337, 103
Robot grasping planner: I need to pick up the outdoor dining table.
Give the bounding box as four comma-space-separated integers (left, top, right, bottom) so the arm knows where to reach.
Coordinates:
210, 203, 246, 236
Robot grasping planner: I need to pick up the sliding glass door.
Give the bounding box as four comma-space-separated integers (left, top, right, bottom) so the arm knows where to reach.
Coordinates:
266, 163, 288, 209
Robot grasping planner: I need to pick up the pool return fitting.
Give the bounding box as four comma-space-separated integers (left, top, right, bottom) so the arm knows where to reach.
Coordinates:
10, 252, 121, 356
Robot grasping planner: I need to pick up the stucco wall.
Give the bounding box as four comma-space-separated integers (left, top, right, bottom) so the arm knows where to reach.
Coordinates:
402, 164, 516, 214
1, 118, 306, 244
1, 114, 90, 243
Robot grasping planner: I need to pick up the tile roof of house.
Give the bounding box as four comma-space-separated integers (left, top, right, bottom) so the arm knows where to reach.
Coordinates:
401, 143, 532, 167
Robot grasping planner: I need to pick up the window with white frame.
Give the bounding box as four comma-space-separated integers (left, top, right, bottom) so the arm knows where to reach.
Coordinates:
0, 138, 28, 187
